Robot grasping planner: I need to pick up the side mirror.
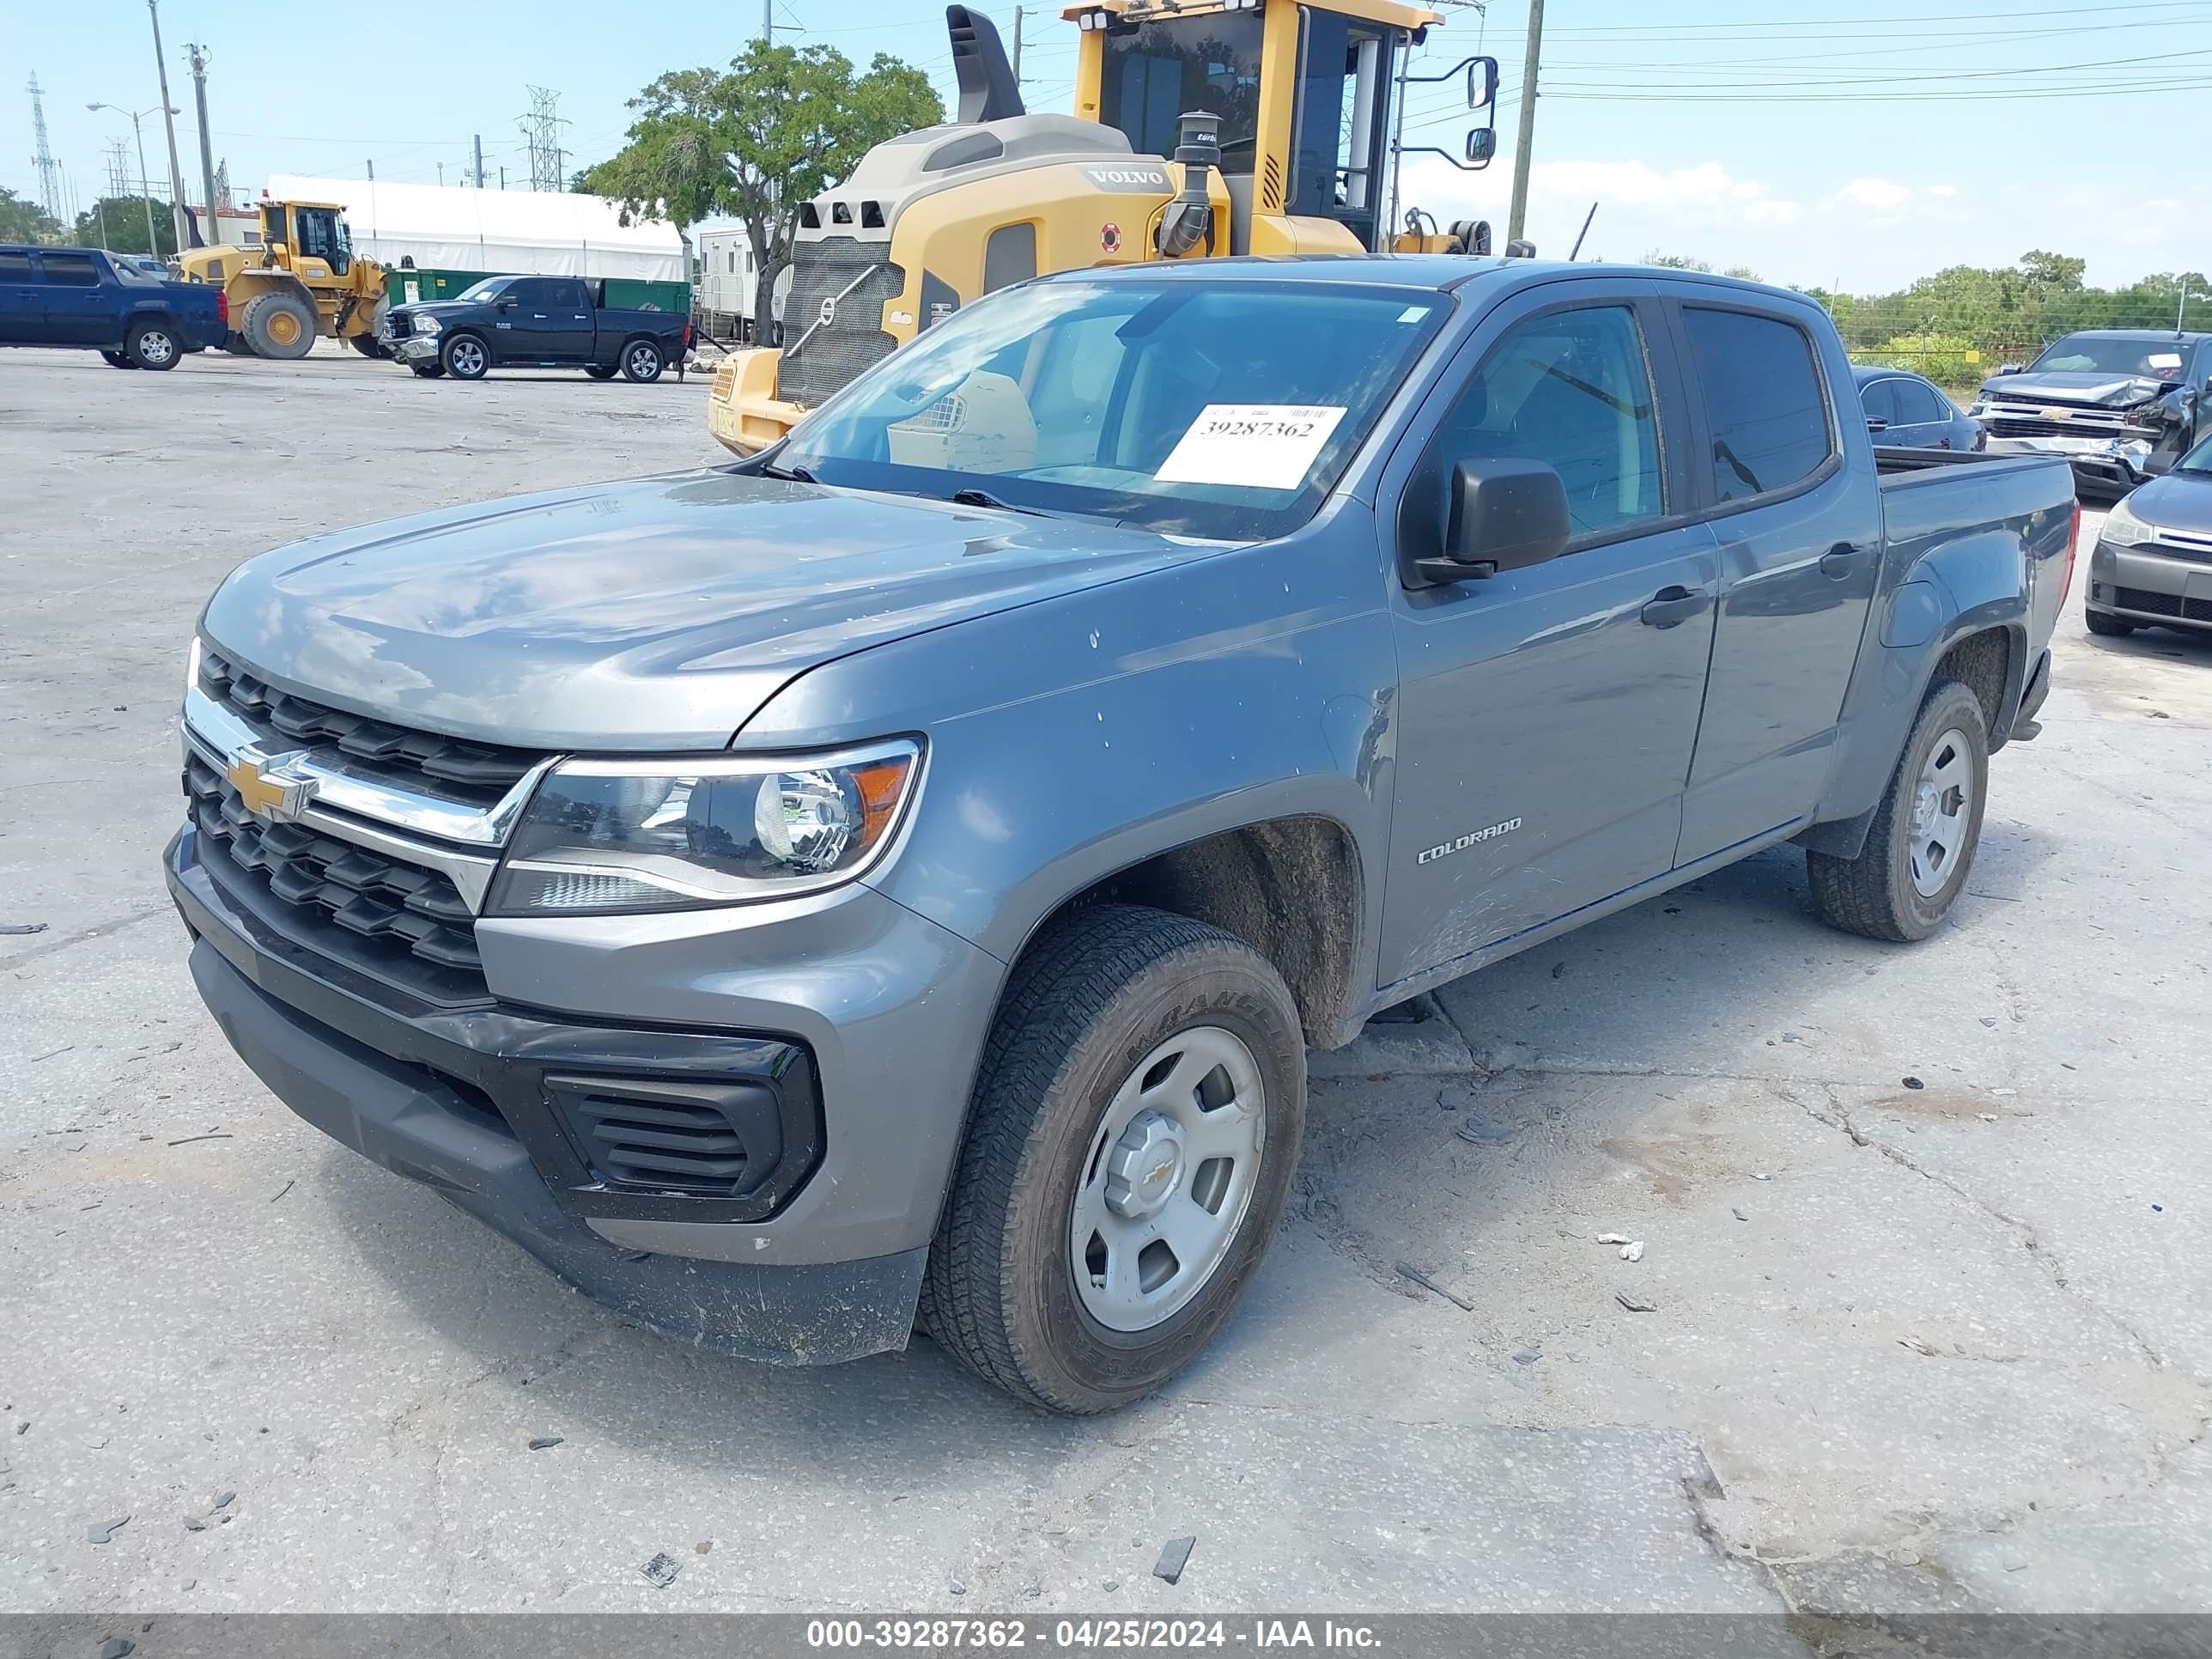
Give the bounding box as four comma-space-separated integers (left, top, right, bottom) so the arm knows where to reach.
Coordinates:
1467, 56, 1498, 112
1996, 364, 2023, 376
1464, 128, 1497, 168
495, 296, 516, 310
1414, 459, 1571, 586
1866, 417, 1889, 433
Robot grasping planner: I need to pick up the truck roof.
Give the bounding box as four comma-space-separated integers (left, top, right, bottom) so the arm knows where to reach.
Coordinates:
1042, 254, 1807, 301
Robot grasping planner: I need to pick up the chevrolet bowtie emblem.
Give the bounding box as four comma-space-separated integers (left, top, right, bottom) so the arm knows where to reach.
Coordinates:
225, 748, 319, 823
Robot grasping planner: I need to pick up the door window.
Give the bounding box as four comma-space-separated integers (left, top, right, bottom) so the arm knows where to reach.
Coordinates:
1896, 379, 1951, 425
1098, 13, 1264, 175
504, 278, 551, 307
0, 252, 33, 283
1680, 307, 1832, 503
40, 252, 100, 287
1415, 305, 1666, 544
1858, 379, 1900, 428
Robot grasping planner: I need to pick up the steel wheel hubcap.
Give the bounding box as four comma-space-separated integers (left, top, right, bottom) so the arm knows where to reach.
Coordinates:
453, 342, 483, 374
1071, 1024, 1265, 1334
142, 333, 173, 363
1908, 726, 1973, 898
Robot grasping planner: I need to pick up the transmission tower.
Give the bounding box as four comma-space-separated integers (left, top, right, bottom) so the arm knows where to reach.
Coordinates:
517, 87, 569, 191
27, 74, 64, 220
106, 137, 134, 201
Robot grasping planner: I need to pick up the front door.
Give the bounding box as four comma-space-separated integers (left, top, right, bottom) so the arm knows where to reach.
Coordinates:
0, 250, 37, 343
1667, 297, 1881, 865
1379, 282, 1719, 986
500, 279, 574, 363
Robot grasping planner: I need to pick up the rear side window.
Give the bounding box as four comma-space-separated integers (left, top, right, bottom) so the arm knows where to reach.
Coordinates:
1680, 307, 1832, 503
40, 252, 101, 287
0, 252, 33, 283
1858, 379, 1899, 427
1898, 379, 1951, 424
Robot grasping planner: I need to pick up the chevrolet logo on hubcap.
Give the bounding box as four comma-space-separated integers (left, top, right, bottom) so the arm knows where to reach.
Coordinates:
225, 749, 319, 823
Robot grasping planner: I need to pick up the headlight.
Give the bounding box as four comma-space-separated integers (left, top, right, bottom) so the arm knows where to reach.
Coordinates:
1966, 402, 1988, 417
485, 740, 921, 916
185, 635, 202, 694
2101, 497, 2154, 547
414, 314, 441, 335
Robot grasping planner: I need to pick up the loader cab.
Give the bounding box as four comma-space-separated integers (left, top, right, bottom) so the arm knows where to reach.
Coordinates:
1071, 0, 1443, 255
262, 202, 352, 276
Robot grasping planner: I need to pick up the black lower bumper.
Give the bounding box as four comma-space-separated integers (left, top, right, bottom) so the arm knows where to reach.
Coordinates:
169, 830, 924, 1365
2013, 647, 2051, 740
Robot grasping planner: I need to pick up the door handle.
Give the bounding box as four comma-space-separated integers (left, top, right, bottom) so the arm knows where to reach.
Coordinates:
1819, 543, 1864, 580
1639, 586, 1712, 629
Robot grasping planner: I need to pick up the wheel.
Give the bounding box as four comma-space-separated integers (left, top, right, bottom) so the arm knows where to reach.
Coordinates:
240, 292, 317, 360
2085, 609, 2134, 638
619, 338, 663, 383
1808, 679, 1989, 943
222, 331, 254, 356
348, 333, 390, 360
920, 904, 1305, 1413
410, 362, 446, 379
584, 364, 618, 380
124, 319, 180, 371
441, 333, 489, 380
100, 349, 136, 369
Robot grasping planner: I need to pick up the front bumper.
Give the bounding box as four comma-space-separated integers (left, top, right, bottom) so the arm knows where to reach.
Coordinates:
1984, 430, 2155, 491
2087, 538, 2212, 631
393, 333, 440, 362
166, 822, 998, 1363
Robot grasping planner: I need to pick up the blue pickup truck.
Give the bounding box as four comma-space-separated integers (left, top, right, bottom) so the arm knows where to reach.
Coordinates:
169, 258, 2075, 1412
0, 244, 227, 370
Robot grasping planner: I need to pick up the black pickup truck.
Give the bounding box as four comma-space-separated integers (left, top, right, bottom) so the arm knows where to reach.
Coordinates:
386, 275, 691, 384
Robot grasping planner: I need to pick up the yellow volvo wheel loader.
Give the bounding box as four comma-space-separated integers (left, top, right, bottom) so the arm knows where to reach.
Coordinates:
179, 198, 390, 361
708, 0, 1500, 456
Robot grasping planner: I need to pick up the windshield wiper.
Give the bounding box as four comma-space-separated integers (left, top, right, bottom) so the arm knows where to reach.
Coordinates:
946, 486, 1052, 517
756, 460, 817, 483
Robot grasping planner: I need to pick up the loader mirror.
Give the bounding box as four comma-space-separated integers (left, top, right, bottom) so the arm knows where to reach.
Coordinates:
1465, 128, 1497, 167
1468, 56, 1498, 112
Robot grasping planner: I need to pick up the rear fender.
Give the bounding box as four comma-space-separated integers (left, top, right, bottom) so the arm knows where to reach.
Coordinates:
1797, 525, 2031, 859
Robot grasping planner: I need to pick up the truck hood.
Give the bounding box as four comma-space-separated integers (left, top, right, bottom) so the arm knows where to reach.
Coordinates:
201, 470, 1212, 750
1978, 370, 2169, 409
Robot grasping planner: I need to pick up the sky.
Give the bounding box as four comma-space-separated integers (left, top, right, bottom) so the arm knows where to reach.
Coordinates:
4, 0, 2207, 295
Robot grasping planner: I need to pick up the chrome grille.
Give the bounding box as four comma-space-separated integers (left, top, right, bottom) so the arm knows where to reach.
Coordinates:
185, 754, 489, 1001
198, 647, 539, 808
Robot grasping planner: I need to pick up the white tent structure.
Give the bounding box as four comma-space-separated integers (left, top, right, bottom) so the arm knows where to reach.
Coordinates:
265, 174, 685, 283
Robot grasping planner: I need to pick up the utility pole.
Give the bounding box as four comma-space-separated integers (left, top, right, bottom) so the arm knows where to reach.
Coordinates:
473, 134, 485, 189
500, 166, 507, 190
366, 159, 374, 180
763, 0, 773, 42
186, 43, 217, 248
438, 161, 446, 186
2180, 276, 2192, 335
1506, 0, 1543, 248
1012, 7, 1024, 80
146, 0, 193, 251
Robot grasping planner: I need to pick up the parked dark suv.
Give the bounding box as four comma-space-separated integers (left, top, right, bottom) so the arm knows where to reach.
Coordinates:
0, 244, 227, 369
1972, 330, 2211, 495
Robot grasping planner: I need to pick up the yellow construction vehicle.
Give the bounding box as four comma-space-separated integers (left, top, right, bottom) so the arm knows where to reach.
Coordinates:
708, 0, 1499, 456
179, 197, 391, 360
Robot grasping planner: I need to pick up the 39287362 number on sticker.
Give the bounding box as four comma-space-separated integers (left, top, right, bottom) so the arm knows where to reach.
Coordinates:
1153, 404, 1349, 492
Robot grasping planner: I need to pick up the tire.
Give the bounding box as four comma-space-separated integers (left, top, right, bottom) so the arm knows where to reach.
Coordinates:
100, 349, 136, 369
920, 904, 1306, 1413
1808, 678, 1990, 943
125, 319, 180, 371
410, 362, 446, 379
348, 333, 390, 360
240, 291, 317, 360
618, 337, 663, 383
440, 332, 489, 380
584, 364, 618, 380
2084, 609, 2134, 638
222, 332, 254, 356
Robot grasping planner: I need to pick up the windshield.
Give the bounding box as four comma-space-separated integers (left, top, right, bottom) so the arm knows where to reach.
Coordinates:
2029, 334, 2191, 380
1098, 13, 1265, 174
2178, 429, 2212, 475
779, 278, 1451, 540
454, 276, 513, 302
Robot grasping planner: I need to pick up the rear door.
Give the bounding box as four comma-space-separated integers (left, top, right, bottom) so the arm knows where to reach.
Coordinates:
1891, 377, 1957, 447
1667, 295, 1882, 866
34, 251, 110, 344
1379, 279, 1721, 985
0, 250, 37, 343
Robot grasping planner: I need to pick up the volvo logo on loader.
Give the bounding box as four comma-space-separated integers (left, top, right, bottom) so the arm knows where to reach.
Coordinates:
817, 295, 840, 331
1085, 166, 1170, 191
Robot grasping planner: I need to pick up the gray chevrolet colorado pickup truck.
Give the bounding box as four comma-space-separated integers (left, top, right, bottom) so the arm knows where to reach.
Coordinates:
168, 258, 2075, 1412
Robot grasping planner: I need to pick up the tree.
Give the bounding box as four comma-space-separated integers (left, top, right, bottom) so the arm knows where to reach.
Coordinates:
71, 195, 178, 258
585, 42, 941, 335
1643, 250, 1711, 272
0, 186, 62, 245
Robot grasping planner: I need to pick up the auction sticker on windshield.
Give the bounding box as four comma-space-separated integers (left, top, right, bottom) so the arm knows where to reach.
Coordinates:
1155, 404, 1349, 491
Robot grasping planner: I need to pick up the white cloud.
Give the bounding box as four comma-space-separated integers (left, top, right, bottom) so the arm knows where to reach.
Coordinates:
1838, 177, 1912, 211
1745, 200, 1803, 227
1929, 185, 1960, 198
